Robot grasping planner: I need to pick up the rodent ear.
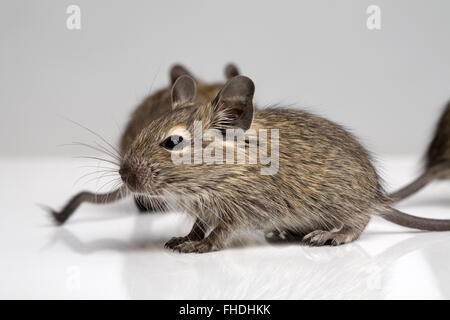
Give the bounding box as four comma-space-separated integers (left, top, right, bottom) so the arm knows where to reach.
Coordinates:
171, 75, 197, 109
170, 64, 194, 85
224, 63, 240, 80
212, 75, 255, 131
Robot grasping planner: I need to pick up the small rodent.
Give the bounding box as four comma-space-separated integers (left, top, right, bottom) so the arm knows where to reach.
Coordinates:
49, 63, 240, 223
57, 74, 450, 253
389, 100, 450, 202
121, 64, 239, 212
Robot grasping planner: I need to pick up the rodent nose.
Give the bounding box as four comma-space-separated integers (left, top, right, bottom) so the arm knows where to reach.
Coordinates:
119, 164, 150, 191
119, 166, 139, 190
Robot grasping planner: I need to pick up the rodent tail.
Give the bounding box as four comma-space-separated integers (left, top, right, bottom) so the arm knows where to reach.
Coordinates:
387, 171, 432, 203
42, 185, 128, 225
387, 163, 446, 203
380, 207, 450, 231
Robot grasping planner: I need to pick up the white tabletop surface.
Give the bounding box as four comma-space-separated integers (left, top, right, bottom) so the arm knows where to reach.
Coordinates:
1, 155, 450, 299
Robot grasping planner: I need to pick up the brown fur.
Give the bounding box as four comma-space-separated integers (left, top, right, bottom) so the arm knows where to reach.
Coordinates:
120, 71, 232, 212
121, 63, 241, 154
120, 82, 223, 155
125, 107, 384, 244
49, 64, 240, 223
51, 71, 450, 251
122, 76, 450, 253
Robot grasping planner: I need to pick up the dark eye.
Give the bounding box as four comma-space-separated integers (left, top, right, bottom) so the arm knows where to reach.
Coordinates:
160, 135, 184, 150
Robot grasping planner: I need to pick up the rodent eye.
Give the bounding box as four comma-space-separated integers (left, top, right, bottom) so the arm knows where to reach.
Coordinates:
160, 135, 184, 150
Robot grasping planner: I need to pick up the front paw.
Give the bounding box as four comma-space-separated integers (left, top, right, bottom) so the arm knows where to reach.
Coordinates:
171, 239, 218, 254
164, 236, 189, 249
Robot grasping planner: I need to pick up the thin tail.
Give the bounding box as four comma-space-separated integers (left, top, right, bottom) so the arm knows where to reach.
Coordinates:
388, 163, 446, 203
388, 171, 432, 202
380, 207, 450, 231
45, 186, 128, 225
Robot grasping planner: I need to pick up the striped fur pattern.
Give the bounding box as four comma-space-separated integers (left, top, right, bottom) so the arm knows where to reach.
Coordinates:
122, 78, 390, 252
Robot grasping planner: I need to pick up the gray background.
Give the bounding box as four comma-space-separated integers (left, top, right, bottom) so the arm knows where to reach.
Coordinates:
1, 0, 449, 156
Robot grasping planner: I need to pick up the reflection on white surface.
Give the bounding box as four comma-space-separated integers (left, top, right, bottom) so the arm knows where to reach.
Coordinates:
1, 156, 450, 299
49, 217, 450, 299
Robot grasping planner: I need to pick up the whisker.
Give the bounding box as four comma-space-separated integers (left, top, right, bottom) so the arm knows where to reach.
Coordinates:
148, 63, 162, 95
93, 141, 121, 161
96, 178, 122, 194
58, 116, 121, 156
106, 180, 123, 203
74, 155, 119, 167
83, 173, 120, 187
73, 141, 121, 161
73, 169, 118, 187
61, 142, 121, 164
77, 165, 118, 171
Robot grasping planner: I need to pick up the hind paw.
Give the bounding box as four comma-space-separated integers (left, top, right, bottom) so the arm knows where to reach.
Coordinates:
303, 230, 353, 246
169, 239, 218, 254
164, 236, 190, 249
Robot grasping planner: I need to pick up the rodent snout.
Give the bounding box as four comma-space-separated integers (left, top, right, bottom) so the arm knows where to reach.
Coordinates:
119, 163, 150, 192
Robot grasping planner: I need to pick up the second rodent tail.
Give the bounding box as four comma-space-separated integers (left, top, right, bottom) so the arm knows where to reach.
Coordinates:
380, 207, 450, 231
387, 162, 448, 203
43, 185, 128, 225
388, 171, 433, 203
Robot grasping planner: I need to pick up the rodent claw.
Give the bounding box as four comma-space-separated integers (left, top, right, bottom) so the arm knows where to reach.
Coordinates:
168, 240, 214, 254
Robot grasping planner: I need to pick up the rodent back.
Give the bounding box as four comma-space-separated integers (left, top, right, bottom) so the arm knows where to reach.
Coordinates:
254, 109, 386, 207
